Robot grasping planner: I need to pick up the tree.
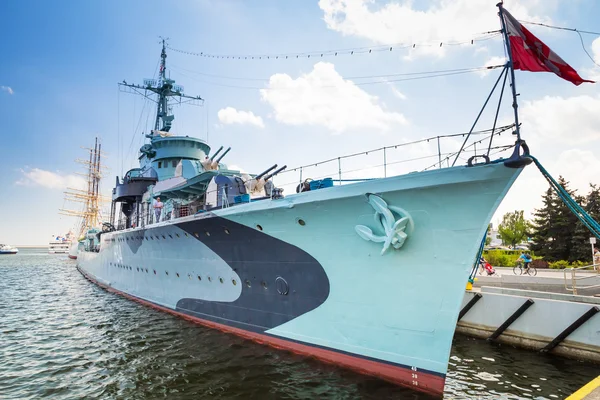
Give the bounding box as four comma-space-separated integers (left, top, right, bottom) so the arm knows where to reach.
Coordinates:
531, 177, 586, 262
498, 210, 529, 248
549, 177, 580, 262
530, 187, 554, 257
570, 185, 600, 263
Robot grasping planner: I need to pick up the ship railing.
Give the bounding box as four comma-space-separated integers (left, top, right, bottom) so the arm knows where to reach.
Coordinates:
563, 263, 600, 295
111, 126, 518, 232
271, 124, 516, 196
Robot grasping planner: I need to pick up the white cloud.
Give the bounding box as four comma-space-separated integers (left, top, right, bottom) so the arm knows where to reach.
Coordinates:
217, 107, 264, 128
260, 62, 407, 133
554, 149, 600, 192
520, 95, 600, 143
581, 37, 600, 81
16, 168, 86, 190
478, 56, 507, 77
389, 84, 407, 100
592, 37, 600, 65
581, 67, 600, 82
318, 0, 549, 58
1, 86, 14, 95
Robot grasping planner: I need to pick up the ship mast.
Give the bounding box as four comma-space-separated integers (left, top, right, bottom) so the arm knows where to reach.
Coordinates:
118, 38, 204, 135
59, 137, 109, 237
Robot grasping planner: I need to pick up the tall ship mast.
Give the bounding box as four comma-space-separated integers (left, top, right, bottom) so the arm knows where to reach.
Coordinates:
75, 6, 594, 396
59, 137, 107, 258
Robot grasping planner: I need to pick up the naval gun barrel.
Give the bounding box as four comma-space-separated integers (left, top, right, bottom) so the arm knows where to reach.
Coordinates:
254, 164, 278, 181
263, 165, 287, 181
215, 147, 231, 164
209, 146, 224, 161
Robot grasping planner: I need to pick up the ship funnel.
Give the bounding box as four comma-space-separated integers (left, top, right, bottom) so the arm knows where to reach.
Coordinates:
254, 164, 278, 181
209, 146, 224, 161
263, 165, 287, 181
215, 147, 231, 164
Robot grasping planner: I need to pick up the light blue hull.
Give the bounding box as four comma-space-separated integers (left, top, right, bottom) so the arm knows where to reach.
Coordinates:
78, 162, 521, 395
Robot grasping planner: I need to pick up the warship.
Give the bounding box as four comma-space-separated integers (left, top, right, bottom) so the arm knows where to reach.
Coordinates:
75, 4, 594, 395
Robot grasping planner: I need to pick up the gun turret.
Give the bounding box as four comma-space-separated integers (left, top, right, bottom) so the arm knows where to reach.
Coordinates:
263, 165, 287, 181
209, 146, 224, 161
215, 147, 231, 164
254, 164, 278, 181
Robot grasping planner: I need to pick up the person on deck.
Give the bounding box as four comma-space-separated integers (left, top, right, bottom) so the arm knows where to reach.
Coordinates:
154, 197, 163, 223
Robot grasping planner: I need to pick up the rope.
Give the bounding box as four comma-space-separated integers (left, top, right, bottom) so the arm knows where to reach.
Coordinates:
529, 155, 600, 239
469, 227, 488, 281
166, 31, 501, 60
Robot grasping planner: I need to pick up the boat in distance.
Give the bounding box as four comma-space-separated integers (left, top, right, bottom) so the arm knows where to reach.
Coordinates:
76, 11, 535, 396
0, 244, 19, 255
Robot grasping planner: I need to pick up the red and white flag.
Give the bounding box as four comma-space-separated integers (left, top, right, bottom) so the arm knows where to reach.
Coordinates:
502, 8, 594, 86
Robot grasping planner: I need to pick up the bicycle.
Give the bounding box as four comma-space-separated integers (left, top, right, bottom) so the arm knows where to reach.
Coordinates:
513, 261, 537, 276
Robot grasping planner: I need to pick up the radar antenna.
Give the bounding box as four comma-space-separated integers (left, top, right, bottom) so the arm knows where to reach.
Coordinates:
118, 37, 203, 133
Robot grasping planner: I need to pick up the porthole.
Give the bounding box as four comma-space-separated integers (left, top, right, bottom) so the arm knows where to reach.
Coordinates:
276, 276, 289, 295
165, 271, 169, 276
219, 277, 224, 284
176, 273, 180, 278
205, 231, 211, 236
194, 232, 199, 238
175, 233, 180, 238
188, 274, 192, 280
145, 237, 148, 240
153, 270, 156, 274
151, 236, 154, 240
223, 228, 230, 235
137, 267, 140, 272
146, 269, 148, 273
232, 279, 237, 286
208, 276, 212, 282
245, 279, 251, 288
261, 281, 268, 289
169, 234, 173, 239
297, 218, 306, 226
162, 235, 166, 239
184, 233, 188, 237
256, 224, 263, 231
197, 275, 202, 281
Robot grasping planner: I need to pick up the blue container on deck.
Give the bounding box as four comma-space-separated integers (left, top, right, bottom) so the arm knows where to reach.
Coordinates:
234, 193, 251, 203
310, 178, 334, 190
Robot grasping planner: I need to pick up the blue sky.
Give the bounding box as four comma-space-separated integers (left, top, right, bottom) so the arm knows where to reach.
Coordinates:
1, 0, 599, 245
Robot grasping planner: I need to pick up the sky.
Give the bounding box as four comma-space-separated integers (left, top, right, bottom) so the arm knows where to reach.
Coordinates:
1, 0, 599, 245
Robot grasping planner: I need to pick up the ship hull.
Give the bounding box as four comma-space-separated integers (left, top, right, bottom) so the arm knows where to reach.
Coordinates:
77, 162, 522, 396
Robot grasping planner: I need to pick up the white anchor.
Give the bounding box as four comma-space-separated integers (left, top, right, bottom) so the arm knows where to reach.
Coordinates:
355, 194, 414, 255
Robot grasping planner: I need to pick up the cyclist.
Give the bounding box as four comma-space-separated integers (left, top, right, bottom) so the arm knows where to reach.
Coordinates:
518, 252, 533, 272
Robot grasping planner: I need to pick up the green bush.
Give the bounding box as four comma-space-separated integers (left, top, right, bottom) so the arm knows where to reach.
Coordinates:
549, 260, 570, 269
570, 260, 585, 268
483, 250, 521, 267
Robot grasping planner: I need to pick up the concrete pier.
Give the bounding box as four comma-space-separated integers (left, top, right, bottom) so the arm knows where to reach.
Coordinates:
458, 286, 600, 363
474, 267, 600, 296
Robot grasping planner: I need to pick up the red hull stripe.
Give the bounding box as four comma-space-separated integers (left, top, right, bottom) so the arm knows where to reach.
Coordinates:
68, 255, 77, 259
77, 267, 445, 397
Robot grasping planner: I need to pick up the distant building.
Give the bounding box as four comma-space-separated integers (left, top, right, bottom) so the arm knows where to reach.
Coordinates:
487, 224, 503, 247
